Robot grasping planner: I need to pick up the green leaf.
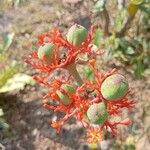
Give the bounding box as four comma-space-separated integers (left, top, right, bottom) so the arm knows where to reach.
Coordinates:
134, 60, 145, 79
114, 9, 127, 32
127, 3, 138, 16
2, 33, 15, 51
13, 0, 21, 7
0, 108, 4, 116
0, 62, 20, 89
118, 38, 130, 49
126, 47, 135, 55
0, 73, 35, 93
139, 4, 150, 15
118, 38, 136, 55
83, 67, 94, 80
114, 38, 120, 49
131, 0, 144, 5
0, 44, 3, 52
93, 28, 104, 48
88, 143, 98, 149
0, 53, 6, 62
93, 0, 107, 13
0, 118, 9, 129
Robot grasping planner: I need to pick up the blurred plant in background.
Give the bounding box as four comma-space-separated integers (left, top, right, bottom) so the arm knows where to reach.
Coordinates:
93, 0, 150, 79
0, 33, 35, 130
0, 33, 16, 130
0, 108, 9, 130
0, 0, 27, 9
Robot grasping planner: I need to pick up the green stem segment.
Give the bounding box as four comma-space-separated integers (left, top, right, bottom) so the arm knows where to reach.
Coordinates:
65, 63, 83, 86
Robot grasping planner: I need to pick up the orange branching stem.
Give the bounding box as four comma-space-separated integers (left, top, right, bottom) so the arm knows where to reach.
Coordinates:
25, 25, 135, 144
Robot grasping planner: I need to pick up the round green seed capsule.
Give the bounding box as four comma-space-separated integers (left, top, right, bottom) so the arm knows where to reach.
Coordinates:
101, 74, 129, 101
38, 43, 55, 64
87, 103, 108, 124
66, 24, 88, 47
56, 84, 75, 106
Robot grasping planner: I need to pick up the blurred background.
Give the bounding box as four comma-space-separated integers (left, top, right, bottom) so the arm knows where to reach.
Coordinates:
0, 0, 149, 149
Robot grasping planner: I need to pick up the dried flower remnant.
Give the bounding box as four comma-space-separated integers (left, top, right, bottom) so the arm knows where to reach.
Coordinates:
86, 127, 104, 144
25, 24, 135, 144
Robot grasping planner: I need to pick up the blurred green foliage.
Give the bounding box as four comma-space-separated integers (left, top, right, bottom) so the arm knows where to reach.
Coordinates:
0, 0, 27, 9
0, 33, 20, 92
94, 0, 107, 13
93, 0, 150, 79
0, 108, 9, 130
111, 135, 135, 150
0, 33, 18, 130
0, 33, 35, 130
13, 0, 27, 7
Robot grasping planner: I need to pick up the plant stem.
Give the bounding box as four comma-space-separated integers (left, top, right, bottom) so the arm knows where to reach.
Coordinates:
116, 16, 134, 37
101, 6, 110, 36
65, 63, 83, 86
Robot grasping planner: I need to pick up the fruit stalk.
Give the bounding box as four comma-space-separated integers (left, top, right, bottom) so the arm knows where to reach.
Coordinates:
65, 63, 83, 86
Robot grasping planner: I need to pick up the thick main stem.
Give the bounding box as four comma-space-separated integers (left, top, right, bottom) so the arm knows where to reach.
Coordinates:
101, 6, 110, 36
65, 63, 83, 86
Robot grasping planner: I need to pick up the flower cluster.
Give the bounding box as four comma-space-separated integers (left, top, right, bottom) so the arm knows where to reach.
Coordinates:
25, 24, 135, 144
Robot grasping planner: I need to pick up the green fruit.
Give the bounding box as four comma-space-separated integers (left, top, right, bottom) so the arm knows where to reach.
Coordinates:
101, 74, 129, 101
87, 103, 108, 124
56, 84, 75, 106
38, 43, 55, 64
61, 84, 75, 94
131, 0, 144, 5
66, 24, 88, 47
56, 91, 73, 106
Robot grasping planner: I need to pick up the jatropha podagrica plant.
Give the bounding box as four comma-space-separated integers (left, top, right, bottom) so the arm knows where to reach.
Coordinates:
25, 24, 135, 144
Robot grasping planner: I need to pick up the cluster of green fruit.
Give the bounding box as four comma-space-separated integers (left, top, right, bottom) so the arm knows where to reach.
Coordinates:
37, 24, 88, 65
87, 74, 128, 124
37, 24, 129, 125
55, 73, 128, 125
